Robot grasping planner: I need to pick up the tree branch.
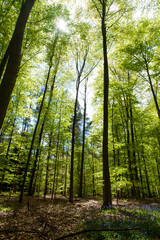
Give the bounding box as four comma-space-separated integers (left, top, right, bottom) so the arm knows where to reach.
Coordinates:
91, 0, 102, 18
106, 0, 115, 16
80, 59, 101, 83
55, 227, 139, 240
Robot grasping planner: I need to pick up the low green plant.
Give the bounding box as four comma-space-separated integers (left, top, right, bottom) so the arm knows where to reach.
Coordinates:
84, 206, 160, 239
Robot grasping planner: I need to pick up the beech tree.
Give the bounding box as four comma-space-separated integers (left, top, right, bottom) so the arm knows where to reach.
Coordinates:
0, 0, 36, 129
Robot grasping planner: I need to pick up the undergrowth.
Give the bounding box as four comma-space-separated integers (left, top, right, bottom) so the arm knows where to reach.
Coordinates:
84, 205, 160, 239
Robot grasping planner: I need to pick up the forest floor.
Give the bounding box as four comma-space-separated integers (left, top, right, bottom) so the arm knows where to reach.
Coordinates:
0, 195, 160, 240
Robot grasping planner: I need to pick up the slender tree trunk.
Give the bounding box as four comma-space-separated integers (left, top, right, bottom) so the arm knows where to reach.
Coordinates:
19, 65, 52, 203
101, 0, 112, 208
19, 35, 58, 201
141, 143, 152, 198
129, 99, 140, 198
115, 125, 120, 166
44, 130, 53, 199
63, 143, 68, 197
144, 59, 160, 120
28, 65, 58, 196
51, 108, 62, 199
54, 155, 59, 199
64, 159, 68, 197
155, 157, 160, 184
92, 152, 95, 197
69, 82, 79, 202
111, 97, 116, 166
0, 0, 36, 129
69, 49, 89, 202
126, 113, 135, 197
79, 79, 87, 197
28, 121, 44, 196
0, 116, 16, 192
134, 128, 145, 199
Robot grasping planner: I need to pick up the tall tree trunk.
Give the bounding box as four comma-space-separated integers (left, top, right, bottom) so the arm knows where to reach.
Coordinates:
141, 143, 152, 198
0, 0, 36, 129
19, 65, 51, 203
79, 79, 88, 197
0, 116, 16, 192
155, 157, 160, 184
19, 34, 59, 202
115, 125, 120, 166
28, 121, 44, 196
102, 0, 112, 208
69, 47, 88, 203
126, 110, 135, 197
129, 98, 140, 198
54, 155, 60, 199
111, 97, 116, 165
28, 64, 58, 196
44, 130, 53, 199
51, 108, 62, 199
92, 150, 95, 197
144, 58, 160, 120
69, 82, 79, 202
64, 158, 68, 197
134, 128, 145, 199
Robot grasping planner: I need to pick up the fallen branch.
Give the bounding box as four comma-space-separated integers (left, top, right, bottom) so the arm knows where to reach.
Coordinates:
0, 229, 48, 239
55, 227, 139, 240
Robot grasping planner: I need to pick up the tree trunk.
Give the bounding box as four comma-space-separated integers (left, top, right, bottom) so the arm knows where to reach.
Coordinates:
28, 63, 58, 196
126, 110, 135, 197
63, 144, 68, 197
69, 47, 88, 203
51, 108, 62, 199
102, 0, 112, 208
144, 58, 160, 120
19, 65, 52, 203
79, 79, 87, 197
141, 143, 152, 198
0, 116, 16, 192
111, 97, 116, 166
69, 82, 79, 202
0, 0, 36, 129
28, 121, 44, 196
44, 130, 53, 199
129, 97, 140, 198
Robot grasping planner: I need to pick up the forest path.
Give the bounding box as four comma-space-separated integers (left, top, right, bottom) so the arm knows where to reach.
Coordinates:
0, 195, 159, 239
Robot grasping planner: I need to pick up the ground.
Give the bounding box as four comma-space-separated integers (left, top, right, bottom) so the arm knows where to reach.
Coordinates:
0, 195, 160, 240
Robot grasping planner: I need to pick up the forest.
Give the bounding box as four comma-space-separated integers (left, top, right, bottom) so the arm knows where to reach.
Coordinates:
0, 0, 160, 239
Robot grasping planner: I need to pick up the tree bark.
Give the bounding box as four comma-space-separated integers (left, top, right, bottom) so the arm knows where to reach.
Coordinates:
102, 0, 112, 208
28, 62, 58, 196
144, 57, 160, 120
19, 65, 51, 203
51, 108, 62, 199
44, 130, 53, 198
79, 79, 87, 197
0, 0, 36, 129
69, 47, 88, 203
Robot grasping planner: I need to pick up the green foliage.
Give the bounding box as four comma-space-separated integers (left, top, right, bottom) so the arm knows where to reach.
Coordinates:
84, 205, 160, 239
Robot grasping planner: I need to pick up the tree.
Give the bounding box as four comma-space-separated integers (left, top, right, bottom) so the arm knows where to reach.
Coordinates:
79, 79, 88, 197
0, 0, 36, 129
69, 42, 89, 203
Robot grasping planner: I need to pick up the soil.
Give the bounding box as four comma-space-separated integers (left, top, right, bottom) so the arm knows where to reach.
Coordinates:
0, 195, 159, 240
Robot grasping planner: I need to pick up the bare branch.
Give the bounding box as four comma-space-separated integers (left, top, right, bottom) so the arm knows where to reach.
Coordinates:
19, 50, 42, 69
106, 0, 115, 16
55, 227, 139, 240
80, 59, 101, 83
79, 46, 89, 77
91, 0, 102, 18
133, 54, 143, 63
107, 10, 127, 30
139, 72, 149, 83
